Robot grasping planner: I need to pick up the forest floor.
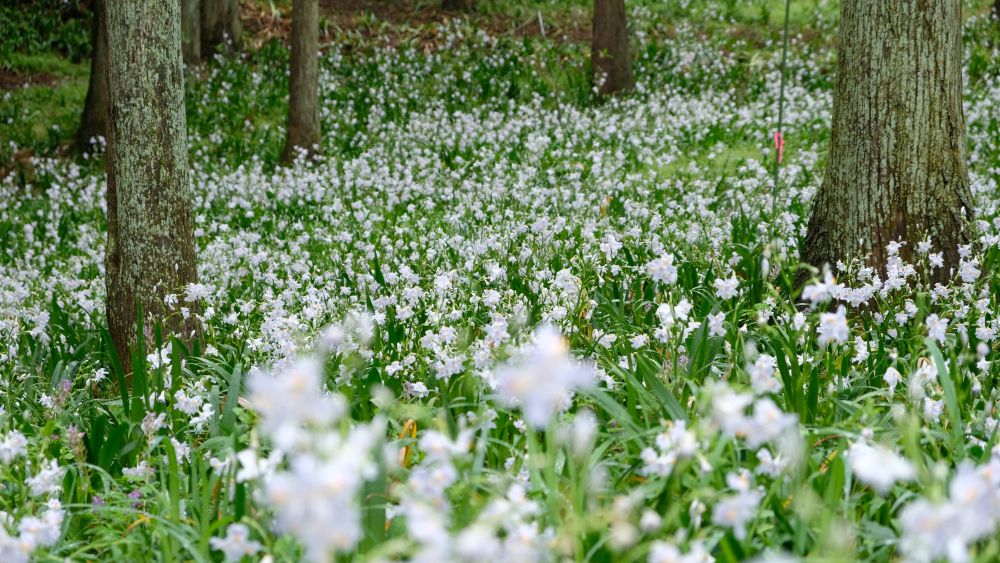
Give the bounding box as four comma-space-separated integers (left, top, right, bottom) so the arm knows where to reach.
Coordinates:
3, 1, 1000, 562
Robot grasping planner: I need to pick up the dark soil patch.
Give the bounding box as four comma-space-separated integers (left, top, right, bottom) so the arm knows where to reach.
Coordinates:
0, 68, 58, 90
241, 0, 590, 51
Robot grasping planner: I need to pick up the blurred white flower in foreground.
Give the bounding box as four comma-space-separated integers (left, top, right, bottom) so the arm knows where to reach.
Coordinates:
846, 441, 915, 494
247, 325, 386, 562
899, 457, 1000, 563
712, 386, 798, 449
247, 357, 347, 450
817, 306, 849, 346
712, 470, 762, 540
494, 324, 596, 428
648, 539, 714, 563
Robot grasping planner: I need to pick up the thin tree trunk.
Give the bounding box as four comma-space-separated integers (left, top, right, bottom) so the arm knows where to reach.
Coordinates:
105, 0, 199, 370
182, 0, 201, 64
442, 0, 474, 11
201, 0, 242, 58
802, 0, 973, 283
993, 0, 1000, 21
281, 0, 321, 164
74, 0, 108, 153
591, 0, 633, 96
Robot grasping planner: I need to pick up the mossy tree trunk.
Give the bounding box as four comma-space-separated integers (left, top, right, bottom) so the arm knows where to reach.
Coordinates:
182, 0, 201, 64
201, 0, 242, 58
802, 0, 973, 282
74, 0, 108, 153
105, 0, 200, 370
281, 0, 321, 164
591, 0, 633, 96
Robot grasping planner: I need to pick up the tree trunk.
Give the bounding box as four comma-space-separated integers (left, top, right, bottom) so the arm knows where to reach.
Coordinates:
281, 0, 321, 164
802, 0, 973, 283
442, 0, 474, 11
591, 0, 633, 96
182, 0, 201, 64
74, 0, 108, 153
201, 0, 242, 58
993, 0, 1000, 21
105, 0, 200, 370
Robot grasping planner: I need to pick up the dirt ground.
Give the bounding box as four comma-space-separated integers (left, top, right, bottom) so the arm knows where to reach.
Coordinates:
241, 0, 591, 51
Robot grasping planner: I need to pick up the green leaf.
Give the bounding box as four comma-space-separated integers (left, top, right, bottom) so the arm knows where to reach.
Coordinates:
635, 355, 686, 421
926, 338, 963, 449
220, 364, 243, 433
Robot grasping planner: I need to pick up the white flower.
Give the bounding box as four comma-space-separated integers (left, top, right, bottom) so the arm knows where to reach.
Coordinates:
748, 354, 780, 395
646, 254, 678, 285
792, 311, 807, 331
247, 358, 347, 449
184, 282, 212, 302
419, 429, 472, 463
648, 540, 714, 563
404, 381, 430, 399
708, 312, 726, 337
925, 314, 948, 344
122, 460, 155, 480
958, 259, 980, 283
26, 459, 64, 497
210, 523, 262, 562
923, 397, 944, 423
899, 461, 1000, 563
713, 276, 739, 300
565, 410, 598, 459
0, 431, 27, 464
846, 441, 914, 494
712, 474, 762, 540
262, 420, 385, 560
755, 448, 787, 477
801, 270, 841, 305
648, 541, 682, 563
17, 500, 63, 549
141, 412, 166, 439
639, 510, 662, 532
494, 324, 595, 429
236, 449, 282, 482
883, 367, 902, 394
817, 306, 849, 346
173, 389, 204, 415
744, 399, 798, 448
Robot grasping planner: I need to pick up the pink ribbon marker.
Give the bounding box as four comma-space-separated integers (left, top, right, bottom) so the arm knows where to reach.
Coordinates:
773, 131, 785, 164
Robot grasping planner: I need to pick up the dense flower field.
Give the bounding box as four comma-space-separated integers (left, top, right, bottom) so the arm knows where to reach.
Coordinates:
3, 2, 1000, 561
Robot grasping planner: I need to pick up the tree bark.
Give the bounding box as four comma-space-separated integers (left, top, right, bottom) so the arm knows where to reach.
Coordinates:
591, 0, 633, 96
74, 0, 108, 153
802, 0, 973, 283
281, 0, 321, 164
182, 0, 201, 64
442, 0, 474, 11
105, 0, 199, 370
993, 0, 1000, 21
201, 0, 242, 58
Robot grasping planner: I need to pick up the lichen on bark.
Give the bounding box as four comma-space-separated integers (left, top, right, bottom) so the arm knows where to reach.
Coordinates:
104, 0, 200, 370
802, 0, 974, 283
